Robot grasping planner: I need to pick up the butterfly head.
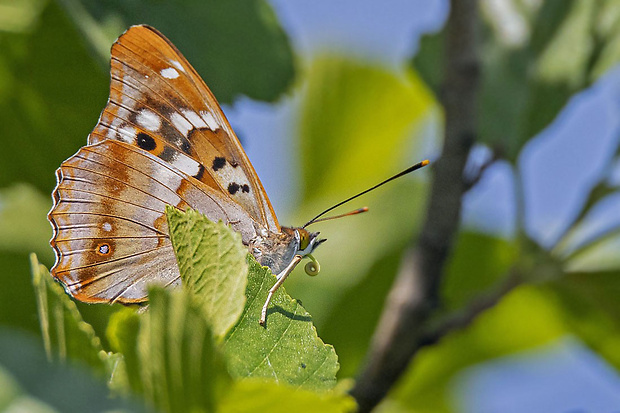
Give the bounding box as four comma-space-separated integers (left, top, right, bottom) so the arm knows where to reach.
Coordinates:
295, 228, 326, 276
296, 228, 326, 256
250, 227, 326, 277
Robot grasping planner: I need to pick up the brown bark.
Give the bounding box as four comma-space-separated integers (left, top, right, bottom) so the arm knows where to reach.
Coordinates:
350, 1, 481, 411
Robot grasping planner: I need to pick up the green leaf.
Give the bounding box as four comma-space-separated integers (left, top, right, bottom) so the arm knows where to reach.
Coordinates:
550, 269, 620, 369
0, 1, 108, 193
30, 254, 108, 375
109, 287, 231, 413
0, 183, 53, 262
563, 234, 620, 272
442, 231, 518, 310
0, 327, 148, 413
0, 0, 46, 33
299, 56, 435, 202
223, 258, 339, 392
0, 251, 40, 334
219, 379, 357, 412
166, 207, 248, 338
60, 0, 295, 104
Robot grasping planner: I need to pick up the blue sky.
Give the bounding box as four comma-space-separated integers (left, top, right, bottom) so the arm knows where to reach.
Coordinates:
225, 0, 620, 410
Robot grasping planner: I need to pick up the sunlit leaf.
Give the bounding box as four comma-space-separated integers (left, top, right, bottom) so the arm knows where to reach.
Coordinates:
0, 0, 46, 34
223, 258, 339, 391
290, 57, 435, 325
564, 235, 620, 272
219, 379, 356, 412
300, 56, 435, 201
167, 207, 248, 338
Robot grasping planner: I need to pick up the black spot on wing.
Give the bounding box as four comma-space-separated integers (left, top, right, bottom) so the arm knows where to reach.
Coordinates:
213, 157, 226, 171
137, 133, 156, 151
193, 164, 205, 180
228, 183, 240, 195
160, 145, 177, 162
241, 184, 250, 193
180, 140, 191, 154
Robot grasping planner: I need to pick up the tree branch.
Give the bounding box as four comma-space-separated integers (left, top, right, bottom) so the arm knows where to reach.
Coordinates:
420, 267, 522, 347
350, 1, 481, 411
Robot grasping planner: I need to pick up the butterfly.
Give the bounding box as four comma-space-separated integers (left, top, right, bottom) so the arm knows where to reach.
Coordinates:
48, 25, 428, 325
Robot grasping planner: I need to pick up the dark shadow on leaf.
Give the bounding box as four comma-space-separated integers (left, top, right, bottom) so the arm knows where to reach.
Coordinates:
267, 305, 312, 324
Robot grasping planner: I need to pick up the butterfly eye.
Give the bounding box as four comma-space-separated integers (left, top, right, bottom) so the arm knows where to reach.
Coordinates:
298, 229, 310, 251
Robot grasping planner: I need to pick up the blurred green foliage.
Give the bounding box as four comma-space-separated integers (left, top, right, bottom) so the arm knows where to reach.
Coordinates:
414, 0, 620, 160
1, 0, 620, 412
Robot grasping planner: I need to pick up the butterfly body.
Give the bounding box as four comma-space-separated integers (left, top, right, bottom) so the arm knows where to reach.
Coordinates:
48, 25, 323, 320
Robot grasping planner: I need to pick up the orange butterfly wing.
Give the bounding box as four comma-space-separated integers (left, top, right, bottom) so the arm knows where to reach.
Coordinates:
90, 25, 279, 231
49, 25, 280, 303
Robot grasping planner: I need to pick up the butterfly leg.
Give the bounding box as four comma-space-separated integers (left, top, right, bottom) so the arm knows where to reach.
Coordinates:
260, 255, 303, 325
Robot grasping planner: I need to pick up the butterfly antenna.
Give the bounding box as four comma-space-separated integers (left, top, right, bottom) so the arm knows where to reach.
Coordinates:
306, 207, 369, 225
303, 160, 430, 228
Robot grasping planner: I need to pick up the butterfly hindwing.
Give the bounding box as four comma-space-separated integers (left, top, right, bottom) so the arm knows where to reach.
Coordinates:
88, 25, 279, 232
49, 139, 259, 303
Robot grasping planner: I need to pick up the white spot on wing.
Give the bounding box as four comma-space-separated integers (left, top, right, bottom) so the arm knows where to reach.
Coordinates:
216, 161, 251, 196
182, 109, 208, 129
170, 60, 185, 72
171, 112, 193, 136
200, 111, 220, 130
149, 158, 184, 199
161, 67, 180, 79
106, 78, 140, 140
170, 152, 202, 176
136, 109, 161, 132
103, 222, 112, 232
107, 125, 116, 140
117, 125, 137, 143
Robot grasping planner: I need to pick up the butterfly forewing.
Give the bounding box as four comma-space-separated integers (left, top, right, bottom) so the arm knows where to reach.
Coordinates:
88, 25, 279, 231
